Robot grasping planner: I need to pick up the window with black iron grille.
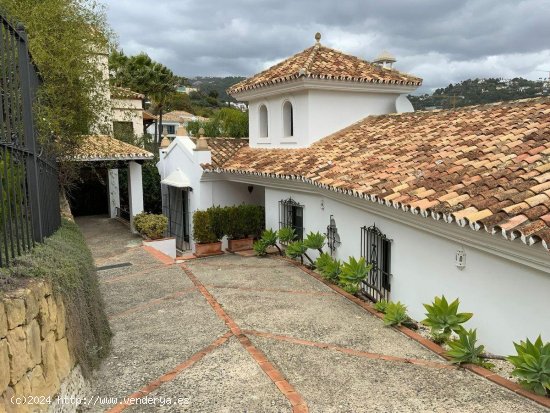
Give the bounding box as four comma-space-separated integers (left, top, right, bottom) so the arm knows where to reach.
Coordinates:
278, 198, 304, 240
360, 224, 392, 302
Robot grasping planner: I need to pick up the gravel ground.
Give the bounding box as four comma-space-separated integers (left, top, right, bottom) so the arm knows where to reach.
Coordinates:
249, 335, 547, 413
77, 216, 548, 413
127, 336, 291, 413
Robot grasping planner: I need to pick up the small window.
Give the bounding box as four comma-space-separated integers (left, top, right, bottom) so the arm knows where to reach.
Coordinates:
259, 105, 268, 138
279, 198, 304, 240
283, 101, 293, 137
164, 125, 176, 135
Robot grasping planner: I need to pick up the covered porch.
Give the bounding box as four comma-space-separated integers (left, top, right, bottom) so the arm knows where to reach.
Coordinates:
66, 135, 154, 231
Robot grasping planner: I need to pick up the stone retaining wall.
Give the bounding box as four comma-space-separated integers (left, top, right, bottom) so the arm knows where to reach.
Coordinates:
0, 280, 81, 412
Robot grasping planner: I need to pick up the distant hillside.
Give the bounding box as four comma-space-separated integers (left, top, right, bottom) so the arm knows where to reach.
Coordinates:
409, 78, 549, 111
190, 76, 246, 102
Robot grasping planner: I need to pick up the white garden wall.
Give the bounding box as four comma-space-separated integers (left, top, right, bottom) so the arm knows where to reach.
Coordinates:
264, 187, 550, 355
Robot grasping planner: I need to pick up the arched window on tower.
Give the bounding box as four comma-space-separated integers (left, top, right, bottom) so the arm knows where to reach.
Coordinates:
259, 105, 268, 138
283, 101, 293, 137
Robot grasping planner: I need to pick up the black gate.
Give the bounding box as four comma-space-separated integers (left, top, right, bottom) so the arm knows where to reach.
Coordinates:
0, 15, 61, 266
279, 197, 304, 240
360, 224, 392, 302
163, 185, 190, 251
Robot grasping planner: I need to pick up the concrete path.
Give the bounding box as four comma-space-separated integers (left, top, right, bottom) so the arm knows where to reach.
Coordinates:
77, 216, 548, 413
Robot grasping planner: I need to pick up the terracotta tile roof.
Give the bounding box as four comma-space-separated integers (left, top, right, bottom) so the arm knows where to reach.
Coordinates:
205, 98, 550, 251
67, 135, 154, 161
228, 42, 422, 95
201, 138, 249, 168
143, 110, 157, 121
110, 86, 144, 100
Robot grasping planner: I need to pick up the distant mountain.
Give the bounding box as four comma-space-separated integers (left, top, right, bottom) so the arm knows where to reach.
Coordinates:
409, 78, 549, 111
190, 76, 246, 102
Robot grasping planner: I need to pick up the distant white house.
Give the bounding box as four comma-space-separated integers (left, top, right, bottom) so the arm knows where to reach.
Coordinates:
177, 85, 199, 94
156, 34, 550, 355
147, 110, 207, 139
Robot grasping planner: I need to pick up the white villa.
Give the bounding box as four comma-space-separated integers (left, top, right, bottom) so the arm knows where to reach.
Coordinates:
156, 34, 550, 355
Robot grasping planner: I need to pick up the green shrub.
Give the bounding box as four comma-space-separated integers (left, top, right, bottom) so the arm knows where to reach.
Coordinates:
315, 253, 341, 283
206, 206, 225, 241
0, 220, 111, 376
261, 229, 278, 246
323, 259, 342, 283
315, 252, 333, 273
286, 241, 307, 258
422, 296, 473, 341
339, 257, 372, 287
261, 229, 282, 255
383, 301, 409, 326
278, 227, 296, 244
446, 329, 491, 368
507, 336, 550, 396
373, 299, 389, 313
303, 231, 326, 252
340, 282, 359, 295
253, 240, 268, 256
241, 204, 264, 238
133, 212, 168, 240
192, 210, 218, 244
224, 206, 245, 239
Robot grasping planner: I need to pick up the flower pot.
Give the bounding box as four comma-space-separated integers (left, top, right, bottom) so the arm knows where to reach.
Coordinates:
143, 237, 176, 259
194, 241, 223, 258
226, 237, 254, 252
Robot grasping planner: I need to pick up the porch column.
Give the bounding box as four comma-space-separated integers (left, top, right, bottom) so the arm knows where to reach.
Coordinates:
128, 161, 144, 232
108, 168, 120, 219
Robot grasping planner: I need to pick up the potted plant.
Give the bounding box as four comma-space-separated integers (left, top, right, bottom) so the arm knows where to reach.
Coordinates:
192, 208, 224, 257
225, 204, 264, 252
134, 213, 176, 258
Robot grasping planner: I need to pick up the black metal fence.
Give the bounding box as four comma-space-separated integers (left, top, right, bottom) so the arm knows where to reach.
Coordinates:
360, 224, 392, 302
0, 13, 61, 266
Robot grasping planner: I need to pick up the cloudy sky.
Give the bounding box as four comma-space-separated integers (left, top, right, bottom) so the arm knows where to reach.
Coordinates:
105, 0, 550, 93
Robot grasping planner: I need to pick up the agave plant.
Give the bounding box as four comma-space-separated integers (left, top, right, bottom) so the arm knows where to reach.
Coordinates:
285, 241, 314, 265
315, 253, 341, 283
253, 240, 268, 256
507, 336, 550, 396
383, 301, 408, 326
373, 299, 389, 314
303, 231, 326, 253
339, 257, 372, 286
278, 227, 296, 244
315, 252, 333, 273
446, 329, 491, 367
422, 296, 473, 341
260, 229, 282, 255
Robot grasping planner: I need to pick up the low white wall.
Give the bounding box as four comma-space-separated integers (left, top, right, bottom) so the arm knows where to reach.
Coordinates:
265, 187, 550, 355
144, 238, 176, 259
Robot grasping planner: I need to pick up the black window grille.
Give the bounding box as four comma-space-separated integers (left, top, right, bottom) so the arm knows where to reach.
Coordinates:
278, 197, 304, 240
360, 224, 392, 302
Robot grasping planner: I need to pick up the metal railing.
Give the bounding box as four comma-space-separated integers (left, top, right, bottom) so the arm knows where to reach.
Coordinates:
0, 12, 61, 266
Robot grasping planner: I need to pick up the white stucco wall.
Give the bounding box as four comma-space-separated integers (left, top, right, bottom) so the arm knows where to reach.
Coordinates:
239, 80, 417, 149
263, 186, 550, 355
157, 138, 266, 250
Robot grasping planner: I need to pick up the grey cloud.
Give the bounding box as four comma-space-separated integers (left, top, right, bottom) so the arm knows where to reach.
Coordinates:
105, 0, 550, 92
